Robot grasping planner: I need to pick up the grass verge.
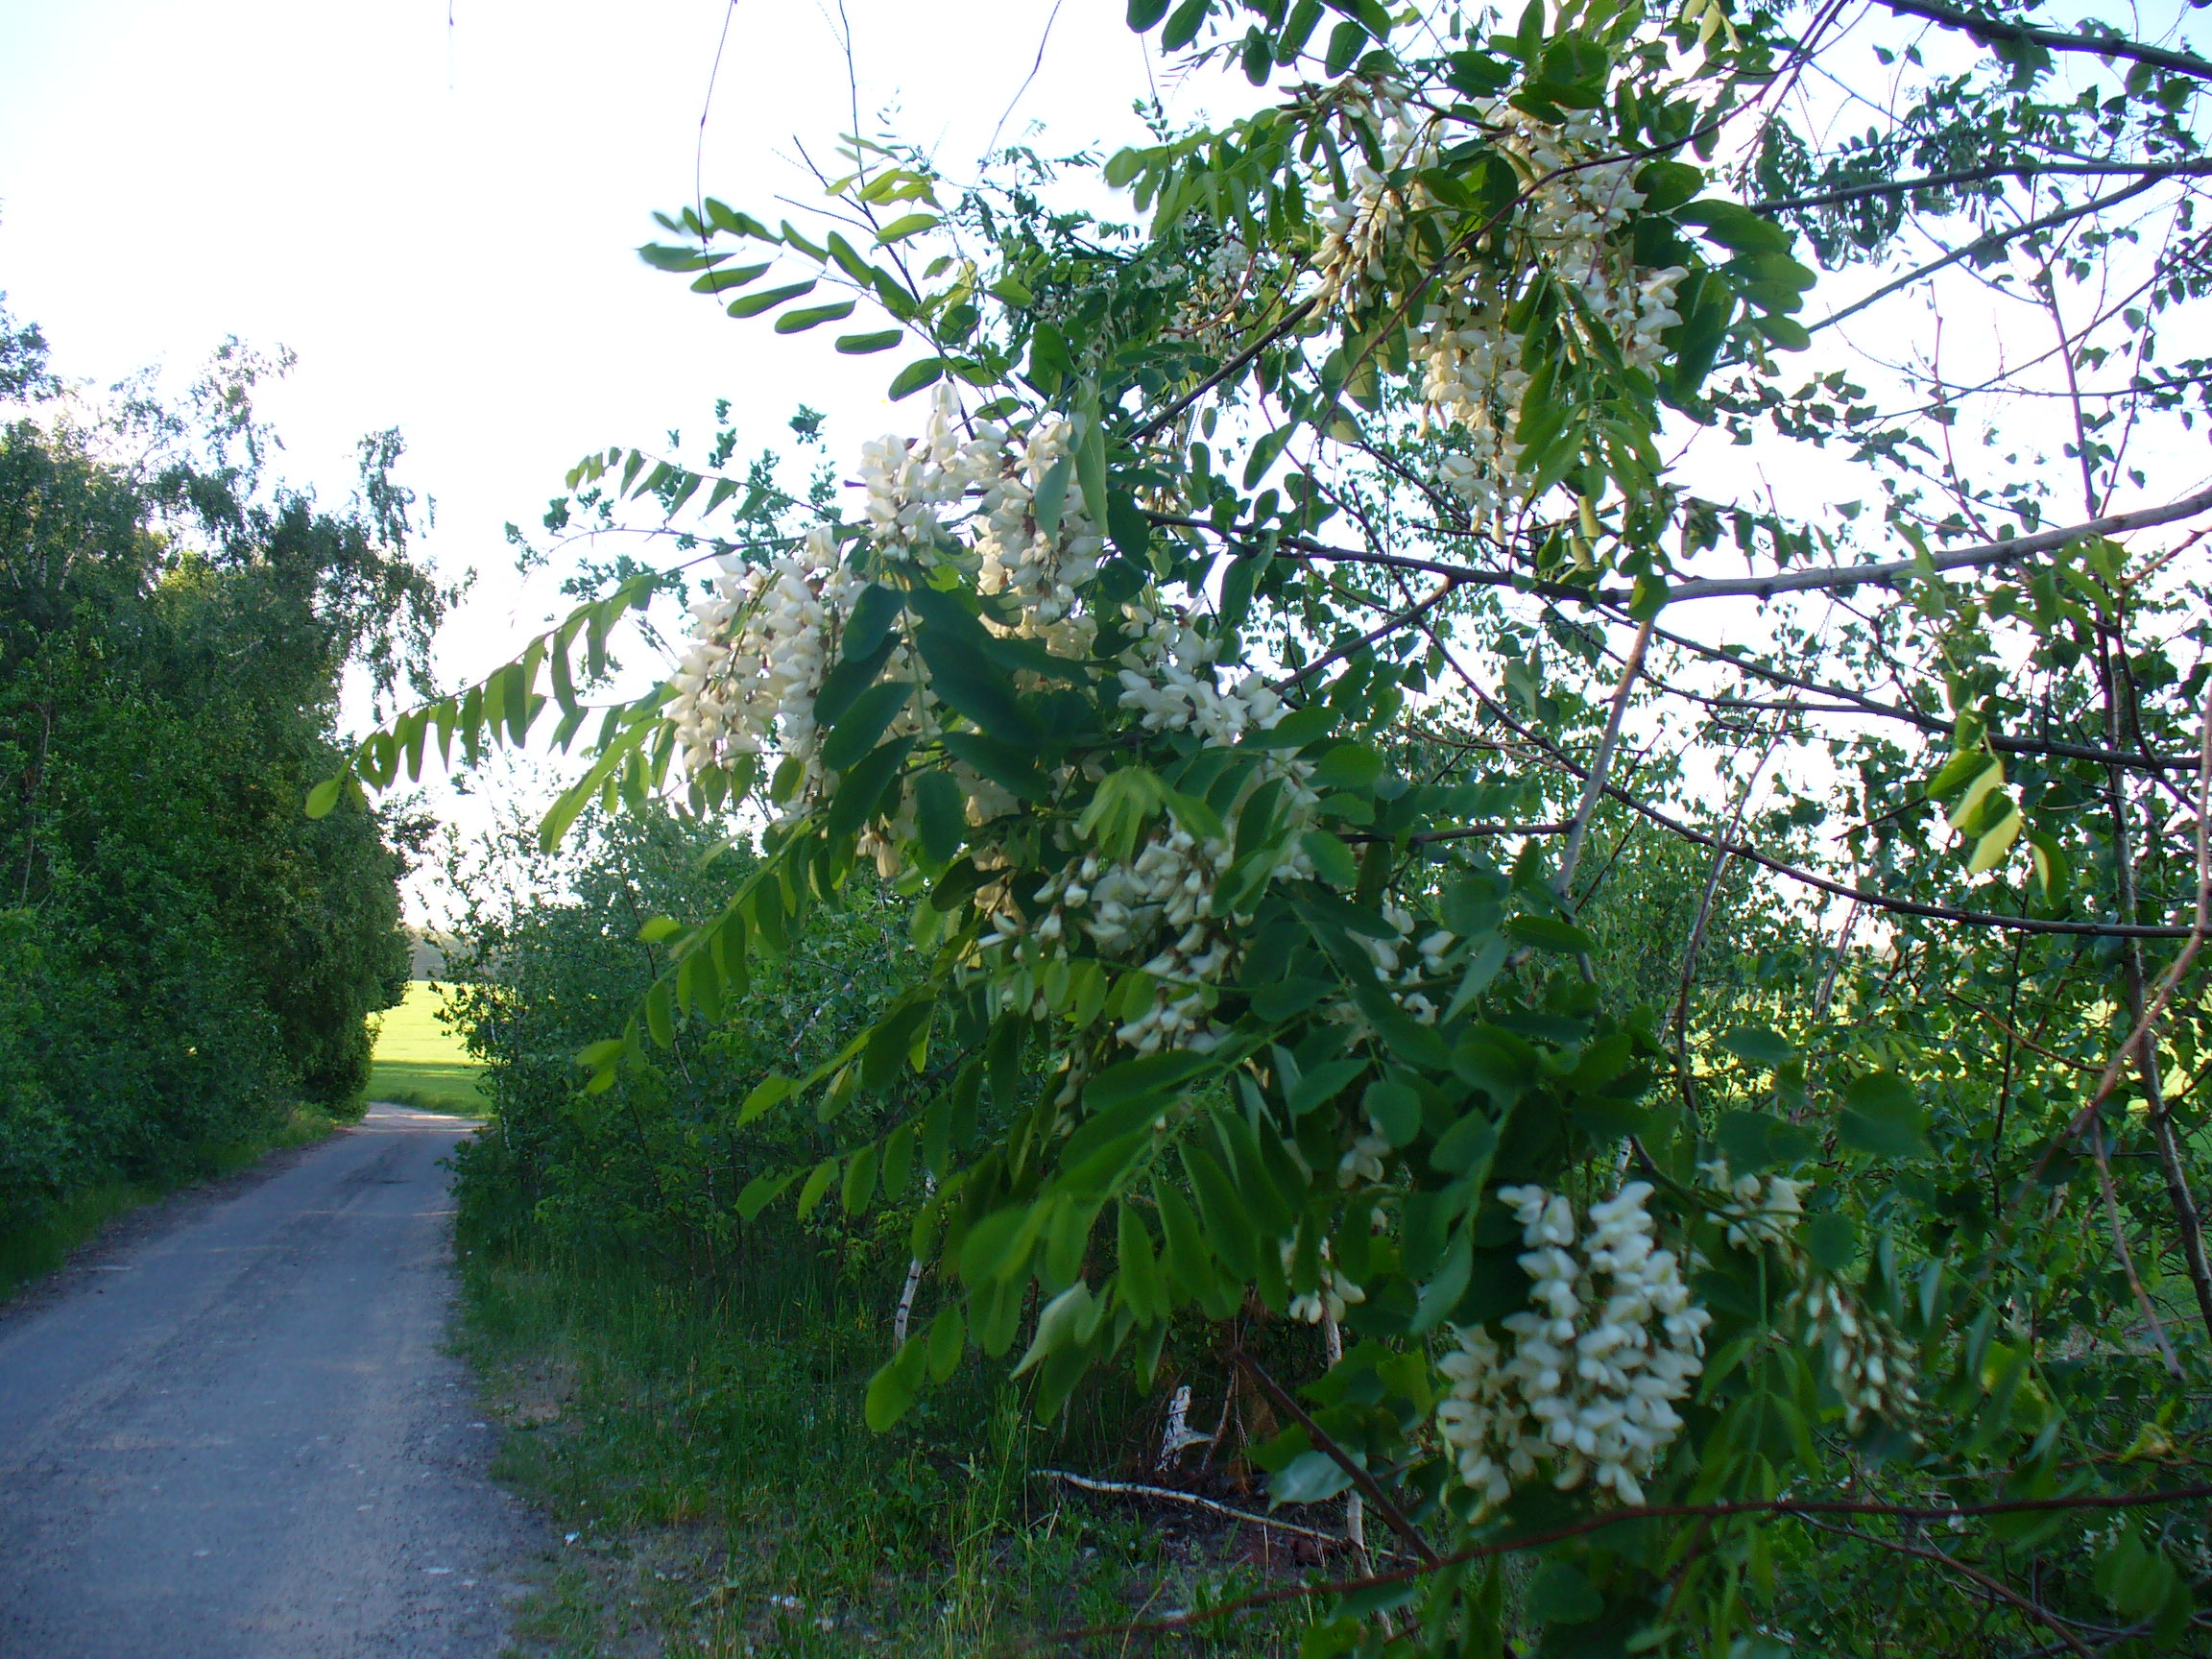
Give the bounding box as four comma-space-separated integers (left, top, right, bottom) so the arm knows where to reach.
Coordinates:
0, 1101, 349, 1303
460, 1239, 1313, 1657
369, 980, 487, 1116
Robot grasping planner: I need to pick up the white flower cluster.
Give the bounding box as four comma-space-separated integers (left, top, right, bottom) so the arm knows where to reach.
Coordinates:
1698, 1159, 1916, 1434
1359, 903, 1458, 1025
1310, 94, 1686, 524
1437, 1182, 1710, 1512
1283, 1237, 1367, 1326
671, 380, 1133, 844
669, 525, 857, 796
1791, 1276, 1919, 1434
1313, 93, 1435, 312
1114, 604, 1293, 745
1699, 1158, 1808, 1251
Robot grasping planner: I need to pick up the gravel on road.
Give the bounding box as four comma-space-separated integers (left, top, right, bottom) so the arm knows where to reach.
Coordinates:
0, 1105, 543, 1659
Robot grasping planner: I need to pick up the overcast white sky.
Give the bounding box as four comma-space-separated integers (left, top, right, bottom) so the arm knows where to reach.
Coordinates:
0, 0, 1191, 669
0, 0, 1216, 913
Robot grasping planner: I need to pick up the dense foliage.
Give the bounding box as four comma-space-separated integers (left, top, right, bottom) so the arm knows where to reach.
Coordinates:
341, 3, 2212, 1652
0, 309, 444, 1218
441, 805, 921, 1262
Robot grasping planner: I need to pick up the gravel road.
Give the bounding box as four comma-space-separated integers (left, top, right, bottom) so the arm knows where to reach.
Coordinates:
0, 1105, 542, 1658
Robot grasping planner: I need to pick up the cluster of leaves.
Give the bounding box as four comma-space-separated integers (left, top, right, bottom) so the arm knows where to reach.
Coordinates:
0, 317, 439, 1219
324, 1, 2212, 1652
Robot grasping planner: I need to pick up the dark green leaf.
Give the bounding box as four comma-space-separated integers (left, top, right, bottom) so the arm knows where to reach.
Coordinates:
1838, 1070, 1929, 1159
774, 300, 858, 333
820, 679, 913, 773
888, 357, 948, 399
727, 279, 817, 318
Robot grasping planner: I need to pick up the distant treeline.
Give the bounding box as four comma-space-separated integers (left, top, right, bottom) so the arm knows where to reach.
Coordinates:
0, 302, 446, 1219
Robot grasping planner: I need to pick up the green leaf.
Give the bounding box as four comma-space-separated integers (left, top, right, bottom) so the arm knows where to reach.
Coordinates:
959, 1206, 1035, 1285
1161, 0, 1210, 50
726, 279, 817, 318
1087, 1048, 1213, 1116
1118, 1203, 1166, 1323
797, 1157, 839, 1217
1720, 1025, 1797, 1069
864, 1345, 919, 1431
1324, 17, 1365, 74
841, 1142, 880, 1214
1288, 1057, 1366, 1117
1126, 0, 1171, 28
688, 260, 772, 295
1527, 1560, 1602, 1626
1837, 1070, 1929, 1159
1300, 828, 1359, 888
1504, 914, 1595, 954
836, 328, 904, 353
1181, 1144, 1258, 1279
1269, 1449, 1355, 1506
1309, 742, 1383, 791
820, 680, 914, 774
1363, 1080, 1421, 1147
1430, 1111, 1496, 1177
736, 1167, 798, 1220
774, 300, 858, 334
303, 776, 345, 819
925, 1304, 965, 1382
1803, 1212, 1861, 1272
738, 1073, 793, 1125
826, 737, 914, 839
914, 769, 967, 864
875, 211, 939, 244
888, 357, 948, 399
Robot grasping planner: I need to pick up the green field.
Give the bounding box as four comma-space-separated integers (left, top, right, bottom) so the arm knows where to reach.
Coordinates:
367, 981, 487, 1116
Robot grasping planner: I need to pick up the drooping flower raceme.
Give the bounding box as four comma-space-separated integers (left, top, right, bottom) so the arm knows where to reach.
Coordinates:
1437, 1182, 1709, 1511
1699, 1158, 1918, 1434
669, 524, 858, 802
1312, 94, 1686, 526
1699, 1158, 1808, 1251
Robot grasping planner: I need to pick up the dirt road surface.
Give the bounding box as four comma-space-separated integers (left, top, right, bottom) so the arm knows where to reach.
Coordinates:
0, 1106, 541, 1658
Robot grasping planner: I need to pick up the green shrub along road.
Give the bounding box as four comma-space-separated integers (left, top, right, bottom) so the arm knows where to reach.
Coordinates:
0, 303, 445, 1276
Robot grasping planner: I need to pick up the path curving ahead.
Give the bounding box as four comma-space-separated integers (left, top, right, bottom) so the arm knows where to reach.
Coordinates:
0, 1106, 541, 1659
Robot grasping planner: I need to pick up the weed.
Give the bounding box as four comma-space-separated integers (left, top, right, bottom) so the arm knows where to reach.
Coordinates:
461, 1238, 1311, 1657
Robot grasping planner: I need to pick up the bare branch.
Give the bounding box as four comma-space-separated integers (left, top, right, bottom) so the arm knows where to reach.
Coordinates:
1877, 0, 2212, 83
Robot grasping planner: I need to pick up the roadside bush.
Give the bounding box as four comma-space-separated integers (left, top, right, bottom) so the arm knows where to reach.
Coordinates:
0, 311, 440, 1225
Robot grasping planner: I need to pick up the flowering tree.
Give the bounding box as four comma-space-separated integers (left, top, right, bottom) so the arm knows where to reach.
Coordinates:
319, 0, 2212, 1648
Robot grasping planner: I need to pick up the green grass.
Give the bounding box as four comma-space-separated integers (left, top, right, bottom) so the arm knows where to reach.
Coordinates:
0, 1102, 348, 1303
460, 1238, 1309, 1658
368, 980, 488, 1116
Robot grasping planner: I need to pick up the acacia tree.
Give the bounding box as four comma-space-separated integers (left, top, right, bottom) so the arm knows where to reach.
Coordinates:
324, 0, 2212, 1648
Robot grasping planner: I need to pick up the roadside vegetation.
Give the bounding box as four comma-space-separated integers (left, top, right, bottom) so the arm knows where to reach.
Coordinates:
0, 301, 445, 1289
375, 1, 2212, 1650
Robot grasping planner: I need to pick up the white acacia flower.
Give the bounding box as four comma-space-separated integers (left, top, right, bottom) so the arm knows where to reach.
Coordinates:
1438, 1182, 1709, 1514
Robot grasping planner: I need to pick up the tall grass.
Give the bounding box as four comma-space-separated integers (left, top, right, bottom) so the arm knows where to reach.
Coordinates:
460, 1228, 1306, 1657
366, 981, 487, 1116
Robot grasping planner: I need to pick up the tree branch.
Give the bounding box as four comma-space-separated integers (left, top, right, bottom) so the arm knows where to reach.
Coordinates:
1055, 1484, 2212, 1645
1877, 0, 2212, 83
1234, 1354, 1441, 1569
1751, 156, 2212, 215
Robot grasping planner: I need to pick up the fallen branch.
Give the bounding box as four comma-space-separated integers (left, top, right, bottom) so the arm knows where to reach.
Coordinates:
1046, 1483, 2212, 1646
1030, 1469, 1355, 1551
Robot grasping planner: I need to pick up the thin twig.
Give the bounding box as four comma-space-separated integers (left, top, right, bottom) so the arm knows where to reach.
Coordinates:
1030, 1469, 1358, 1551
1233, 1355, 1440, 1568
1796, 1517, 2095, 1659
1046, 1484, 2212, 1646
